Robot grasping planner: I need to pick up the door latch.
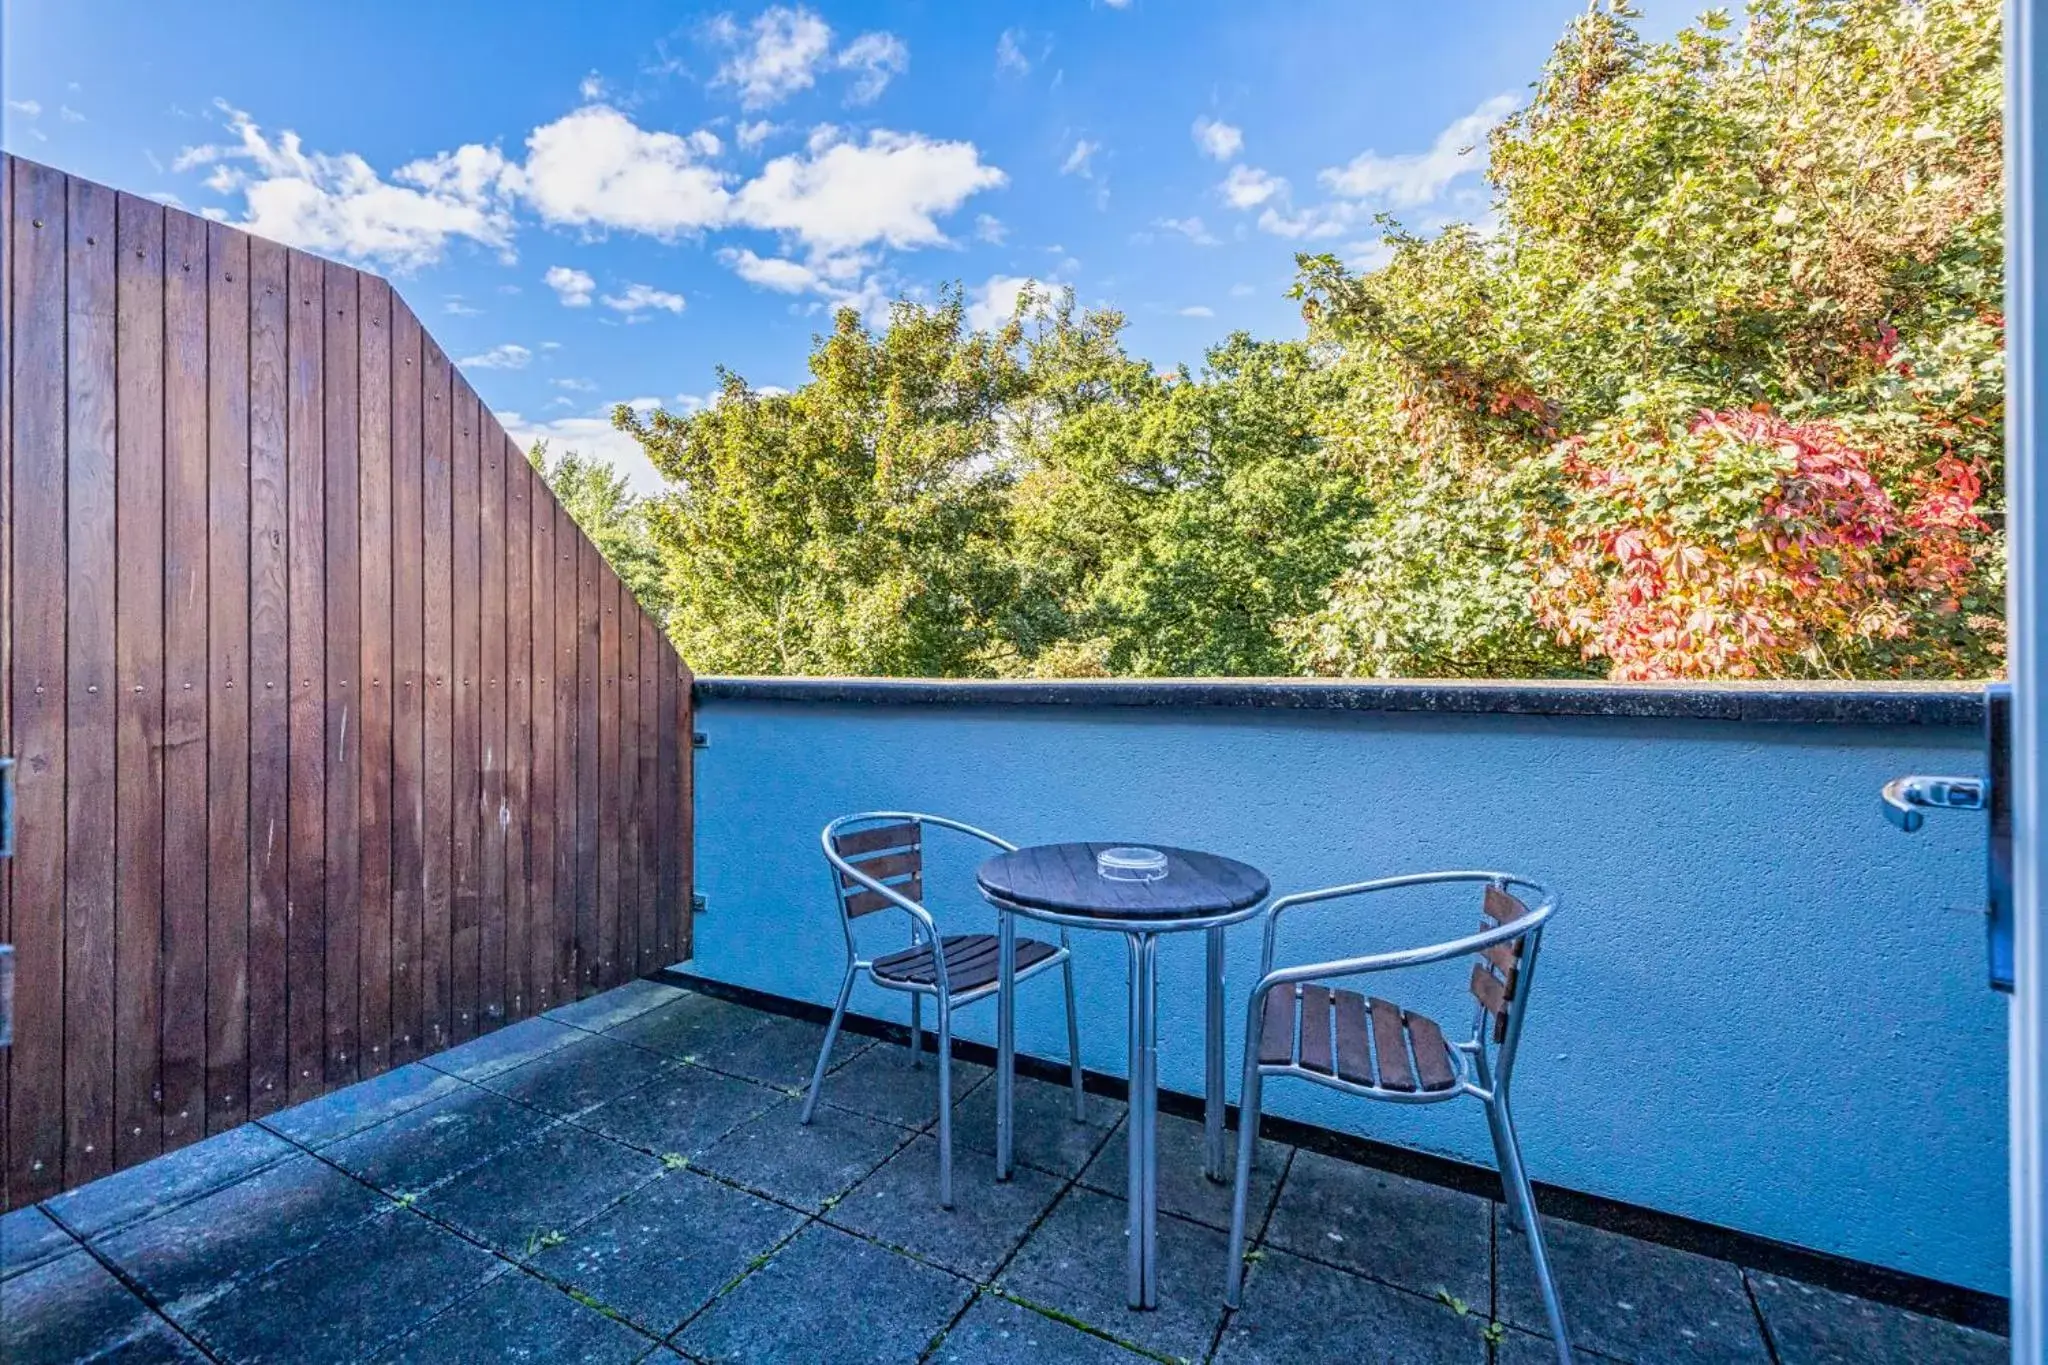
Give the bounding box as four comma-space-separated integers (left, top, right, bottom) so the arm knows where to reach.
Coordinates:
1881, 775, 1987, 832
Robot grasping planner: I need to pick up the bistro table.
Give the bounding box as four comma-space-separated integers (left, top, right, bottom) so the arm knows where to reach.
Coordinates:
977, 842, 1270, 1309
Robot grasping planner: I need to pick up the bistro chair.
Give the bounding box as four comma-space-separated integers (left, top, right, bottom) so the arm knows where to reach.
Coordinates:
804, 811, 1084, 1208
1222, 871, 1572, 1365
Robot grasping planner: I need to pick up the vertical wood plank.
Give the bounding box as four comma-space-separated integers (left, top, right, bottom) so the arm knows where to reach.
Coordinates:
10, 160, 70, 1201
556, 503, 579, 1001
503, 439, 530, 1018
617, 596, 640, 976
284, 249, 326, 1106
527, 457, 556, 1008
419, 335, 453, 1052
245, 235, 290, 1118
389, 303, 425, 1063
576, 533, 600, 991
204, 220, 250, 1134
160, 203, 209, 1150
356, 275, 393, 1076
113, 191, 166, 1167
597, 558, 621, 987
1, 154, 13, 1203
477, 393, 505, 1029
65, 175, 119, 1187
322, 259, 360, 1084
449, 380, 480, 1039
636, 615, 659, 973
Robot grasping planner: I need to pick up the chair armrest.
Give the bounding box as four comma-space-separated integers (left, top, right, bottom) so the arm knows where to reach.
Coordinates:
1257, 870, 1535, 976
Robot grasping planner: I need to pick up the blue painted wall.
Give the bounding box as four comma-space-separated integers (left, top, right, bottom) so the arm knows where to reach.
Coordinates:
688, 697, 2005, 1293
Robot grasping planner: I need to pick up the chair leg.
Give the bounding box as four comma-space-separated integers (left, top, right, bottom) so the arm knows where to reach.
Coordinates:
910, 993, 923, 1069
1488, 1095, 1571, 1365
936, 992, 955, 1209
800, 964, 857, 1126
1222, 1055, 1265, 1308
1061, 953, 1085, 1122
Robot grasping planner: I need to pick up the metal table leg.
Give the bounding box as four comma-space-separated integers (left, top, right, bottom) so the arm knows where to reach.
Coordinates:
1126, 931, 1160, 1310
997, 911, 1016, 1181
1204, 926, 1227, 1181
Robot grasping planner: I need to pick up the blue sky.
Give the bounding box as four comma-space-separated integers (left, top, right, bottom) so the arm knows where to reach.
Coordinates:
4, 0, 1699, 492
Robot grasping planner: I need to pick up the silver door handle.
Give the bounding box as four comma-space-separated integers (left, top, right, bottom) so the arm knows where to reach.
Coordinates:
1881, 775, 1988, 833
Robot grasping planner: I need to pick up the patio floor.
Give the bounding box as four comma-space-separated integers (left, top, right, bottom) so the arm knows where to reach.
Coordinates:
1, 979, 2008, 1365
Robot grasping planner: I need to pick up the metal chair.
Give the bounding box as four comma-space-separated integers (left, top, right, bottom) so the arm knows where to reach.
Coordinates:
804, 812, 1084, 1208
1222, 871, 1572, 1365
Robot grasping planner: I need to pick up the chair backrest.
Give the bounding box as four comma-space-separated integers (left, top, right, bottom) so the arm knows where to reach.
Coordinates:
830, 819, 924, 918
1468, 883, 1538, 1043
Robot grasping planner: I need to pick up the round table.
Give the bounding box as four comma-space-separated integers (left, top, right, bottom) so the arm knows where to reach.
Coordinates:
977, 842, 1270, 1310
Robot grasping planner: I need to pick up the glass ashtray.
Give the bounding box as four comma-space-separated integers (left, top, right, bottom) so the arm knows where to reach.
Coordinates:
1097, 846, 1169, 882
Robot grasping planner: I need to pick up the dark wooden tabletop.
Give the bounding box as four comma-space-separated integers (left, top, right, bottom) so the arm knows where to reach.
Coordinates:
976, 842, 1270, 921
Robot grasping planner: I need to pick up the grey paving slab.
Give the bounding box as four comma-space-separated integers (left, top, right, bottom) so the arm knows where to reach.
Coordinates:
259, 1062, 467, 1148
41, 1124, 295, 1240
825, 1134, 1065, 1279
812, 1038, 990, 1131
323, 1083, 551, 1196
932, 1292, 1152, 1364
417, 1122, 663, 1255
691, 1012, 868, 1090
582, 1061, 785, 1158
2, 1204, 78, 1280
1079, 1111, 1288, 1234
998, 1186, 1228, 1364
1747, 1271, 2007, 1365
481, 1033, 680, 1121
674, 1221, 974, 1365
1260, 1149, 1491, 1306
370, 1267, 654, 1363
0, 1245, 192, 1364
694, 1095, 911, 1213
1495, 1326, 1625, 1364
97, 1154, 389, 1316
178, 1207, 506, 1365
533, 1167, 806, 1336
421, 1014, 587, 1082
546, 978, 689, 1033
606, 991, 788, 1062
957, 1073, 1123, 1179
1495, 1216, 1770, 1364
1214, 1245, 1489, 1365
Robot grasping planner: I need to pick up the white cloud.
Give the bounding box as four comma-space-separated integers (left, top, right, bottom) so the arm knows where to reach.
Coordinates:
6, 99, 41, 117
720, 246, 822, 292
736, 119, 781, 150
498, 408, 666, 496
1191, 117, 1241, 162
974, 213, 1007, 245
733, 129, 1005, 255
1155, 215, 1218, 245
967, 274, 1041, 331
1219, 164, 1285, 209
60, 105, 85, 123
1178, 305, 1214, 318
545, 265, 596, 307
173, 101, 520, 270
995, 29, 1030, 76
1229, 282, 1256, 298
837, 31, 908, 105
578, 72, 607, 101
1319, 93, 1515, 207
713, 6, 906, 109
444, 296, 482, 316
1060, 139, 1099, 178
601, 281, 686, 314
552, 377, 598, 391
717, 246, 893, 324
1345, 238, 1397, 271
460, 343, 532, 370
521, 104, 729, 237
1256, 202, 1354, 239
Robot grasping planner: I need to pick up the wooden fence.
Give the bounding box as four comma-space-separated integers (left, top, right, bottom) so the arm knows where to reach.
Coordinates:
0, 154, 694, 1209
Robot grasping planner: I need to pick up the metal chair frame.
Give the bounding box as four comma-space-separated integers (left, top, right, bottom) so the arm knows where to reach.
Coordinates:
1222, 870, 1572, 1365
803, 811, 1083, 1208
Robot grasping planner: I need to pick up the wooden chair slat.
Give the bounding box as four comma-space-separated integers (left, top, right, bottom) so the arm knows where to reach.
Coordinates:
1483, 884, 1529, 924
1332, 990, 1376, 1087
845, 873, 922, 918
833, 821, 921, 859
1406, 1009, 1457, 1092
871, 933, 1056, 991
1469, 963, 1507, 1016
1298, 985, 1335, 1076
1480, 940, 1519, 973
1257, 986, 1298, 1067
841, 849, 921, 887
1367, 996, 1416, 1092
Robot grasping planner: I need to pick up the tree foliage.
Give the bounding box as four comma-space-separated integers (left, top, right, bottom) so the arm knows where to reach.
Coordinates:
581, 0, 2004, 681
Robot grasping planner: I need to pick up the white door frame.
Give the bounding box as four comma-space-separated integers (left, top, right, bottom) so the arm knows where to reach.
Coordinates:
2007, 1, 2046, 1359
